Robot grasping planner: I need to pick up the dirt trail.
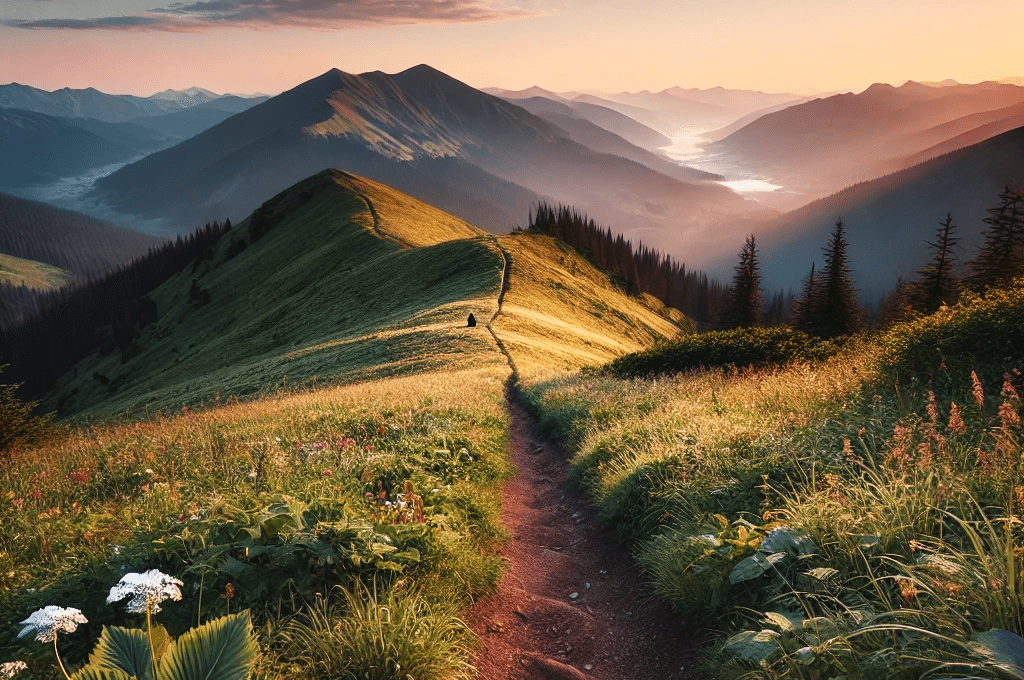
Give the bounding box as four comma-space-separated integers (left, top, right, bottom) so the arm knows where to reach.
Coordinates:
467, 396, 707, 680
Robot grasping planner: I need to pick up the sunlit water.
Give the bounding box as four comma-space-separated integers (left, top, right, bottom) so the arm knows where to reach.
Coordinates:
660, 128, 782, 195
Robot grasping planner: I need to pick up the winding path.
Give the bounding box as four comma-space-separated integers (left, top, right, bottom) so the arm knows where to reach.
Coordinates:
473, 237, 706, 680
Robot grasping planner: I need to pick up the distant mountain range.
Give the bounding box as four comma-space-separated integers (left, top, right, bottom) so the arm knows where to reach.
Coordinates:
729, 124, 1024, 299
0, 83, 268, 190
93, 65, 755, 251
483, 86, 672, 151
0, 108, 175, 188
0, 82, 266, 123
708, 80, 1024, 200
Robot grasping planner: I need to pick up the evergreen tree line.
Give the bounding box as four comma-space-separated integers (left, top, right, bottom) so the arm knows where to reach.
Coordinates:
0, 281, 45, 330
724, 186, 1024, 339
0, 191, 160, 280
527, 203, 731, 326
0, 219, 232, 399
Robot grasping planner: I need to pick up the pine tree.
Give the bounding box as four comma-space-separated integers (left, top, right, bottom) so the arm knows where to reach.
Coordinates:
791, 262, 818, 333
909, 213, 960, 313
813, 219, 863, 338
967, 187, 1024, 292
722, 234, 763, 328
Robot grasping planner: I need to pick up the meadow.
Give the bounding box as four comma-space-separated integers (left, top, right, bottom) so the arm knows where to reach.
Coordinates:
522, 284, 1024, 679
1, 366, 514, 679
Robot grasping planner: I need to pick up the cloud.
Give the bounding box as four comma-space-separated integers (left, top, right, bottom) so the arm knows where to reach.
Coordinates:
3, 0, 541, 31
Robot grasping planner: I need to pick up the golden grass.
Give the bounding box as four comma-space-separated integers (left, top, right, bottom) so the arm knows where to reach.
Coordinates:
0, 252, 70, 290
494, 232, 684, 382
331, 172, 484, 248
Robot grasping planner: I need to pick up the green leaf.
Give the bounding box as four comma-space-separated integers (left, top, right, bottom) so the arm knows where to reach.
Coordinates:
973, 628, 1024, 676
82, 625, 156, 680
763, 611, 800, 635
72, 667, 135, 680
729, 552, 788, 584
158, 611, 258, 680
721, 629, 783, 664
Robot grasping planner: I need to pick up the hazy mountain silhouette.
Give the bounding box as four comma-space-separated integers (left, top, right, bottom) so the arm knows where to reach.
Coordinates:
126, 95, 269, 139
94, 65, 752, 243
0, 82, 265, 124
495, 96, 719, 182
485, 87, 671, 151
731, 125, 1024, 299
586, 86, 802, 134
0, 108, 175, 188
710, 81, 1024, 200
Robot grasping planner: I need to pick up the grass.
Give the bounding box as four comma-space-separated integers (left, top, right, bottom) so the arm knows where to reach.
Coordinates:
521, 281, 1024, 679
0, 365, 512, 678
0, 253, 70, 291
493, 230, 687, 382
0, 171, 695, 678
44, 171, 506, 419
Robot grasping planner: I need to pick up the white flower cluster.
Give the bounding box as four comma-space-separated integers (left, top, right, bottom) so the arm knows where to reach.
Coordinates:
0, 661, 28, 678
17, 606, 88, 643
107, 569, 184, 614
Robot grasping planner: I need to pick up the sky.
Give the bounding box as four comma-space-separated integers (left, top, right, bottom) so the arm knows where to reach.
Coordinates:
1, 0, 1021, 97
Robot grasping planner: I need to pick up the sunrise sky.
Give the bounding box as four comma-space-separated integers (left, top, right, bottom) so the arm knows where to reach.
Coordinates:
2, 0, 1021, 97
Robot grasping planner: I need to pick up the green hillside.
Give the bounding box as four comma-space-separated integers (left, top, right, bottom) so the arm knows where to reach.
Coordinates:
0, 252, 70, 290
45, 170, 507, 417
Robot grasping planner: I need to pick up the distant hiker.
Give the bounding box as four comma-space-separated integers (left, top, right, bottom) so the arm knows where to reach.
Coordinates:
467, 313, 477, 327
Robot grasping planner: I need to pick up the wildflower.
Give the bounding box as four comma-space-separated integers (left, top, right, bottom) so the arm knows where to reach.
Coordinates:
972, 371, 985, 409
898, 578, 918, 602
1003, 373, 1021, 402
107, 569, 183, 614
365, 444, 374, 452
998, 400, 1020, 429
377, 426, 386, 436
0, 661, 27, 678
322, 470, 332, 477
927, 391, 939, 425
18, 606, 87, 643
947, 402, 967, 435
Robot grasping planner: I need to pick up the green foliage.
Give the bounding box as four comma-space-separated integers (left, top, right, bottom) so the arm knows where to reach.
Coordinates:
606, 326, 838, 377
74, 612, 257, 680
277, 584, 473, 680
527, 290, 1024, 679
967, 187, 1024, 294
879, 280, 1024, 392
0, 365, 50, 452
155, 612, 258, 680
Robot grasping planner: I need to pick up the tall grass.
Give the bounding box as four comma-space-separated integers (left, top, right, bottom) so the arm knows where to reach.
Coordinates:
521, 284, 1024, 679
0, 366, 511, 677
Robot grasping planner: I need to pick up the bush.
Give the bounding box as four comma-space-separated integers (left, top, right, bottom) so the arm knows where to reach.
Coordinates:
605, 326, 839, 378
0, 366, 50, 453
879, 281, 1024, 394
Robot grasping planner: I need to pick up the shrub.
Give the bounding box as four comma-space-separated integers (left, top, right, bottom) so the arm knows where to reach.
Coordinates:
605, 326, 839, 378
879, 280, 1024, 393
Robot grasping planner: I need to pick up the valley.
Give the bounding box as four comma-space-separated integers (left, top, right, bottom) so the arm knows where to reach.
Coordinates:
2, 19, 1024, 678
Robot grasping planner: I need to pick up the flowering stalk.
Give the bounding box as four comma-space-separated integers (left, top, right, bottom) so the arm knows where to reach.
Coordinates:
53, 638, 69, 680
17, 606, 86, 680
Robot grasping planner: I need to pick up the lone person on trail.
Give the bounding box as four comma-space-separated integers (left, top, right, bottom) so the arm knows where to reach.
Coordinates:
467, 313, 477, 327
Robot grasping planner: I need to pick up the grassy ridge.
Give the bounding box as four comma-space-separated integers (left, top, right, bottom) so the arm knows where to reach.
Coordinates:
0, 253, 70, 291
493, 231, 687, 381
45, 171, 506, 419
523, 284, 1024, 679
